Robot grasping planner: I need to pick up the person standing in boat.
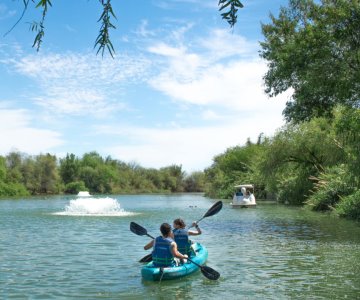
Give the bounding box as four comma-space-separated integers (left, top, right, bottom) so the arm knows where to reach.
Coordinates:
172, 218, 202, 256
144, 223, 188, 267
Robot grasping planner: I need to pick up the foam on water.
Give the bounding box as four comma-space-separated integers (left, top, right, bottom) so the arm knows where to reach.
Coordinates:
53, 196, 136, 216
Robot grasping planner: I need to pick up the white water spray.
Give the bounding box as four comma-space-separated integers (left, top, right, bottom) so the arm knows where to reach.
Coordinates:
54, 196, 136, 216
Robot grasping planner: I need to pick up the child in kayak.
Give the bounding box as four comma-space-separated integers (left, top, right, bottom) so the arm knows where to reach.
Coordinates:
144, 223, 188, 267
173, 218, 202, 257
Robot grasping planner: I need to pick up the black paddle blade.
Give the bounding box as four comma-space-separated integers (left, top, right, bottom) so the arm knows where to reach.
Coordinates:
130, 222, 148, 236
203, 201, 223, 218
200, 265, 220, 280
139, 253, 152, 263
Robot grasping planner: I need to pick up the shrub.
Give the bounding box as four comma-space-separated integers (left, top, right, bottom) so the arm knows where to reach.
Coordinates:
306, 165, 354, 211
337, 191, 360, 221
0, 182, 30, 197
64, 181, 87, 194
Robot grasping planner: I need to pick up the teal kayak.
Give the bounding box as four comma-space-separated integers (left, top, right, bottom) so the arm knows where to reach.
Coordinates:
141, 242, 208, 281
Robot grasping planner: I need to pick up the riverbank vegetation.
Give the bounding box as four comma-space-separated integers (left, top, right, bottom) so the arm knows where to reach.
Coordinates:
0, 151, 204, 197
204, 107, 360, 221
204, 0, 360, 221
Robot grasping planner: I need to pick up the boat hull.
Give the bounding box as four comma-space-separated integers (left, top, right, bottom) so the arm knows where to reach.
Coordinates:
230, 203, 257, 208
141, 242, 208, 281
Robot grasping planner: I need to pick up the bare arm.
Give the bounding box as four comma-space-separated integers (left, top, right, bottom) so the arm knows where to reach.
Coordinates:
188, 222, 202, 236
171, 242, 188, 259
144, 239, 154, 250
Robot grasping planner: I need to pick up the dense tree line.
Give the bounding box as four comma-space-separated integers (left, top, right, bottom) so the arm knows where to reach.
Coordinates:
0, 151, 205, 197
204, 0, 360, 221
204, 106, 360, 221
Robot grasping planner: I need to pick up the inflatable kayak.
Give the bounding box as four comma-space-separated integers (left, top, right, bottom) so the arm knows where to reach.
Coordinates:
141, 242, 208, 281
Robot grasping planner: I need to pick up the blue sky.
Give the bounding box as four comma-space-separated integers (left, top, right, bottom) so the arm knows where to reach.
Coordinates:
0, 0, 290, 173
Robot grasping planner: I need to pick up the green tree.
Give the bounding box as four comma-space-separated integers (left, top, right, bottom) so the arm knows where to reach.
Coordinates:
81, 151, 104, 169
6, 151, 23, 183
59, 153, 80, 184
64, 180, 87, 194
160, 165, 185, 192
35, 153, 59, 194
204, 141, 264, 199
21, 156, 38, 194
183, 171, 205, 192
0, 156, 7, 181
334, 107, 360, 183
260, 0, 360, 123
259, 117, 345, 204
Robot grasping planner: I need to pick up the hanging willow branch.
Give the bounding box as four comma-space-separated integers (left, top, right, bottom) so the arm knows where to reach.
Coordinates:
94, 0, 117, 58
30, 0, 52, 51
3, 0, 31, 38
218, 0, 244, 27
5, 0, 243, 57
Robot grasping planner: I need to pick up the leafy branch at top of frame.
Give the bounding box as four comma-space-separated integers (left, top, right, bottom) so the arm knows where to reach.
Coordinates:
95, 0, 117, 58
6, 0, 243, 58
3, 0, 52, 51
218, 0, 244, 28
31, 0, 52, 51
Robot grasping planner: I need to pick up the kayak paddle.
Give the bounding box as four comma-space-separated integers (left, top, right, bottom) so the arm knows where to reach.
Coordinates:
130, 221, 155, 239
190, 200, 223, 228
130, 222, 220, 280
139, 253, 153, 263
135, 201, 223, 263
186, 257, 220, 280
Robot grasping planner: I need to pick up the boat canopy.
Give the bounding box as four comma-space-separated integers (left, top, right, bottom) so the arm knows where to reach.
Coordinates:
234, 184, 254, 189
77, 191, 91, 197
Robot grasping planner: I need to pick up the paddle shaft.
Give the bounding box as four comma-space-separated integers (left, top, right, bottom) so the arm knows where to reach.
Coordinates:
186, 257, 201, 268
189, 201, 223, 229
145, 233, 155, 239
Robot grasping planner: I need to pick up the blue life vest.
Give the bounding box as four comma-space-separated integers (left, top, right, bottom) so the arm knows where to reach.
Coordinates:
173, 228, 191, 255
152, 236, 175, 267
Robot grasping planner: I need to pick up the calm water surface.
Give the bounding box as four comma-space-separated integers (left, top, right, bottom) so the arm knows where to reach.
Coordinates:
1, 194, 359, 299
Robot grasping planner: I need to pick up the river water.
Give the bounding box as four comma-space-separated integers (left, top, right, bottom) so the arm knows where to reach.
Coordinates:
1, 194, 359, 299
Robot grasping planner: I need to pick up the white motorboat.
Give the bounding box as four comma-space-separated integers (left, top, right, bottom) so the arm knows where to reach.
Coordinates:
230, 184, 256, 208
77, 191, 92, 197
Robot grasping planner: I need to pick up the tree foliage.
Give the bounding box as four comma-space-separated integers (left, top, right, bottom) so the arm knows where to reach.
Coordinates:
218, 0, 244, 27
260, 0, 360, 123
0, 151, 204, 197
7, 0, 244, 57
204, 138, 265, 199
204, 107, 360, 220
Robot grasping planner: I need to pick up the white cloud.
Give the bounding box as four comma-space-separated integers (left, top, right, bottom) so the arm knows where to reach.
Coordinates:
98, 29, 289, 171
0, 109, 64, 154
149, 56, 287, 113
147, 29, 289, 114
97, 107, 286, 172
33, 88, 127, 117
135, 19, 156, 37
198, 29, 259, 59
201, 109, 223, 120
8, 52, 152, 116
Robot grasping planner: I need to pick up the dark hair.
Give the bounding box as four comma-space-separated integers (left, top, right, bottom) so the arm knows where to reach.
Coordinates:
173, 218, 186, 228
160, 223, 171, 236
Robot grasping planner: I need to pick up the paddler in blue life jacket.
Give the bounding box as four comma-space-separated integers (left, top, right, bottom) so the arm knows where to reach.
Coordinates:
144, 223, 188, 267
173, 218, 202, 257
